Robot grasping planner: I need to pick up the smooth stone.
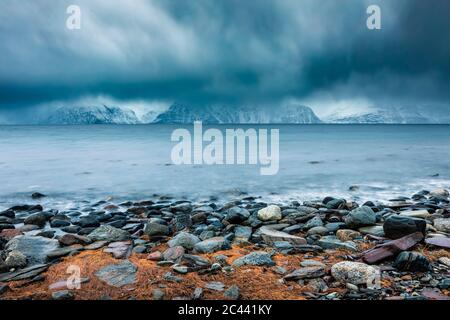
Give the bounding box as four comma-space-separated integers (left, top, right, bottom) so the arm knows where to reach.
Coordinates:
75, 217, 100, 228
88, 225, 130, 242
144, 222, 170, 237
173, 265, 189, 274
232, 251, 275, 267
225, 207, 250, 223
399, 210, 432, 219
194, 237, 228, 254
438, 257, 450, 267
257, 205, 282, 221
303, 216, 324, 230
259, 226, 307, 246
434, 218, 450, 233
425, 237, 450, 249
394, 251, 432, 272
358, 226, 385, 237
50, 220, 71, 228
95, 260, 137, 287
168, 232, 200, 250
383, 215, 426, 239
5, 235, 59, 265
331, 261, 379, 286
300, 260, 326, 268
307, 226, 329, 236
283, 266, 325, 280
24, 213, 48, 228
47, 245, 83, 259
344, 206, 377, 228
317, 236, 358, 252
58, 234, 91, 246
147, 251, 163, 261
429, 188, 449, 199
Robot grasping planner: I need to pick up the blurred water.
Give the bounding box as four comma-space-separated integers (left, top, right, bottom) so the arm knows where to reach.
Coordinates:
0, 124, 449, 210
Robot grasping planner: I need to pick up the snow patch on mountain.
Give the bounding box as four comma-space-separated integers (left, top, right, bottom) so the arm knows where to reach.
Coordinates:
40, 105, 140, 124
154, 103, 322, 124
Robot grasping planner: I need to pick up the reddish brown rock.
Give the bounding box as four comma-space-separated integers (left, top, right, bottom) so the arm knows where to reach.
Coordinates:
362, 232, 423, 264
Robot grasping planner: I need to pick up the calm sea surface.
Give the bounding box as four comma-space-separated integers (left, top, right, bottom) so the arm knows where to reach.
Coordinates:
0, 125, 449, 210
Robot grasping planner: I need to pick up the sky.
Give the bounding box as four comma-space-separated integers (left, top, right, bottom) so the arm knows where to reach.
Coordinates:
0, 0, 449, 119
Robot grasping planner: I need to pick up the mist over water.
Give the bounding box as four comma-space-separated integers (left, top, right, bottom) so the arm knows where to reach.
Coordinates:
0, 124, 449, 210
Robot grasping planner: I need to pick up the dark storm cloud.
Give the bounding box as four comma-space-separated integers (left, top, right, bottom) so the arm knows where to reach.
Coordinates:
0, 0, 449, 110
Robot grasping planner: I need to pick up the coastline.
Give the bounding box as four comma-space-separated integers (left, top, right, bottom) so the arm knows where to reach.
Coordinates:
1, 189, 449, 300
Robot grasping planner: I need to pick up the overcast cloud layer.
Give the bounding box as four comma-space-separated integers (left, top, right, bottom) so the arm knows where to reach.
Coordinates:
0, 0, 449, 117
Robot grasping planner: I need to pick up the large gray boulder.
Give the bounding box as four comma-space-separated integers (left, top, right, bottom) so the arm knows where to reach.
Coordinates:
5, 235, 59, 265
344, 206, 377, 229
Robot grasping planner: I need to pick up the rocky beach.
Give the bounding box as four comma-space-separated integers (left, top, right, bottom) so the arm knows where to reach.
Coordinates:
0, 188, 449, 301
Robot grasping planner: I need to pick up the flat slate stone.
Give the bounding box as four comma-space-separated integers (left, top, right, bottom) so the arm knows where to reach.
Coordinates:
95, 260, 137, 287
5, 235, 59, 265
0, 264, 49, 282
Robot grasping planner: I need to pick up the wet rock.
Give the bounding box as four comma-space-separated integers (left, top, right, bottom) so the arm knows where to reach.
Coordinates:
36, 230, 55, 238
434, 218, 450, 233
52, 290, 74, 300
362, 232, 424, 264
168, 232, 200, 250
0, 229, 23, 241
232, 251, 275, 267
144, 222, 170, 237
394, 251, 431, 272
0, 224, 15, 231
325, 198, 346, 209
88, 225, 130, 242
58, 234, 91, 246
31, 192, 46, 199
259, 226, 307, 246
75, 216, 100, 228
336, 229, 361, 241
225, 207, 250, 223
61, 226, 81, 234
257, 205, 282, 221
224, 285, 240, 300
331, 261, 379, 287
344, 206, 377, 229
0, 209, 15, 218
317, 236, 358, 252
383, 215, 426, 239
429, 188, 449, 199
284, 266, 325, 281
5, 235, 59, 265
194, 237, 229, 254
95, 260, 137, 287
24, 213, 48, 228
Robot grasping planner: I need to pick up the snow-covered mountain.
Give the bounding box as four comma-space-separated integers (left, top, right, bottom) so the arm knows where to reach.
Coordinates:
154, 103, 322, 124
40, 105, 140, 124
324, 106, 450, 124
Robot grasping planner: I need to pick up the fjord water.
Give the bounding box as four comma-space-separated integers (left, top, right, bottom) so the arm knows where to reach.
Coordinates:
0, 125, 449, 210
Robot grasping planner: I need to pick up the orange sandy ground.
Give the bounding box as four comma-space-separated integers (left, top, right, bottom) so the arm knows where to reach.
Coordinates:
1, 243, 449, 300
